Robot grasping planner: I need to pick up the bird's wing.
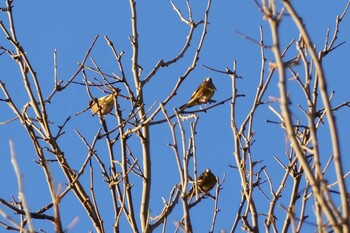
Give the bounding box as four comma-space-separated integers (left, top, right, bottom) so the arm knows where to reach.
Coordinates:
189, 81, 206, 100
197, 172, 206, 185
179, 83, 204, 111
102, 94, 114, 106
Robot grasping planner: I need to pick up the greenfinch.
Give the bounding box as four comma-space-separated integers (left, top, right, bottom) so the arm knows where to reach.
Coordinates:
186, 168, 217, 198
179, 77, 216, 111
89, 94, 115, 116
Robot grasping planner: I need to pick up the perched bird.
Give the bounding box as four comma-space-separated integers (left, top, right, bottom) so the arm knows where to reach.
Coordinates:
89, 93, 115, 116
179, 77, 216, 112
186, 168, 217, 198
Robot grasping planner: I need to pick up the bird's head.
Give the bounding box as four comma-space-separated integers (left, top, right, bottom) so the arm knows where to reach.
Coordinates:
88, 99, 96, 107
204, 77, 216, 90
205, 168, 211, 173
205, 77, 212, 82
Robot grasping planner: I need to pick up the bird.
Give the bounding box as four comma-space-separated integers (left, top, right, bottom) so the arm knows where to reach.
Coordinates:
89, 93, 115, 116
179, 77, 216, 112
186, 168, 217, 198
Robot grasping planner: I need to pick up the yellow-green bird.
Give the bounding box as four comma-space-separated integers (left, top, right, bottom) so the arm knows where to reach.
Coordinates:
89, 93, 115, 116
186, 168, 217, 198
179, 77, 216, 112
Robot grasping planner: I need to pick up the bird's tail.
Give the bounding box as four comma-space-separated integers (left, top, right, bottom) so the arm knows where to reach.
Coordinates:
186, 187, 194, 198
178, 103, 187, 112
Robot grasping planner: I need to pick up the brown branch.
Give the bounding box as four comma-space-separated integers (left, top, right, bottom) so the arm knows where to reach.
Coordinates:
9, 140, 35, 232
115, 95, 139, 232
149, 185, 181, 231
235, 30, 272, 48
209, 175, 225, 233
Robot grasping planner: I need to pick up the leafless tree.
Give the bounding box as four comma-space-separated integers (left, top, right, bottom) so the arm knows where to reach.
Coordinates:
0, 0, 349, 232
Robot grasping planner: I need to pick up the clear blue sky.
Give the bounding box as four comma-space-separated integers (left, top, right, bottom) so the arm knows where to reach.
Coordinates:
1, 0, 350, 232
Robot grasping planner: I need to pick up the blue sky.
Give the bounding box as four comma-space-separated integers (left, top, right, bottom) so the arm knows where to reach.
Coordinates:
1, 0, 350, 232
